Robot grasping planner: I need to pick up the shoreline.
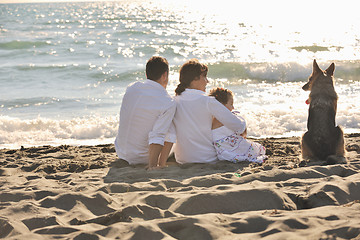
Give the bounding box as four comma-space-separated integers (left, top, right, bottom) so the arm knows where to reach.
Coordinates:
2, 133, 359, 169
2, 129, 359, 151
1, 133, 360, 239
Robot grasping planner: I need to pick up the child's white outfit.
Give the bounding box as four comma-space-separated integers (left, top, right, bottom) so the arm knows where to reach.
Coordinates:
212, 111, 267, 163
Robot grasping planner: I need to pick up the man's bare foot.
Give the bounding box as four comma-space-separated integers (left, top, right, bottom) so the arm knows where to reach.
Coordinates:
146, 165, 162, 170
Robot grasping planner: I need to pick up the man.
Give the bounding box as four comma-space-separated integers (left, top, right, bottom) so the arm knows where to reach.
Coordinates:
114, 56, 176, 169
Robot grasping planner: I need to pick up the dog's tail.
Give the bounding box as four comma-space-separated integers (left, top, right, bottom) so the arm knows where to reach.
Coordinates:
326, 155, 347, 165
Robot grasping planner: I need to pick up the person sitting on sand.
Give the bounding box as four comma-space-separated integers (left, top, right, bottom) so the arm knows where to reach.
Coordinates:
114, 56, 176, 170
209, 87, 267, 163
167, 59, 246, 164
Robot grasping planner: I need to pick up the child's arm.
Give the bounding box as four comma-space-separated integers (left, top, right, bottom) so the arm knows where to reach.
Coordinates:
211, 117, 224, 130
208, 99, 246, 133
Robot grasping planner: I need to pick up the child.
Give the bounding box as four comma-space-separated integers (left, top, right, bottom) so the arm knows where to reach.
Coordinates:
209, 88, 267, 164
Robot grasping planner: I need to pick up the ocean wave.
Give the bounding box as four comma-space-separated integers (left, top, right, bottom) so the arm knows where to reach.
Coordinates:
0, 40, 49, 50
114, 29, 151, 37
0, 97, 59, 110
207, 60, 360, 82
104, 70, 143, 82
1, 90, 359, 148
14, 63, 87, 72
0, 115, 119, 149
291, 45, 330, 53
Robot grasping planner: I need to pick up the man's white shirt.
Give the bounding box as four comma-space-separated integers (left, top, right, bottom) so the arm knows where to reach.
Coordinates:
115, 79, 176, 164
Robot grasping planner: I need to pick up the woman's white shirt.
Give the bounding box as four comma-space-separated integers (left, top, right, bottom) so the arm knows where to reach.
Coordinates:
171, 89, 246, 164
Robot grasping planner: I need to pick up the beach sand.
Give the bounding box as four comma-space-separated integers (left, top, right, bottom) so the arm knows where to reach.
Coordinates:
1, 134, 360, 239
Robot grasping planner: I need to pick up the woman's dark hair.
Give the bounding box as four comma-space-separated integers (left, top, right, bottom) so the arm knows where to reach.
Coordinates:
146, 56, 169, 81
209, 87, 233, 104
175, 59, 208, 95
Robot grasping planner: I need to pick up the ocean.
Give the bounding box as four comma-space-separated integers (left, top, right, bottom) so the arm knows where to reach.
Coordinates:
1, 0, 359, 148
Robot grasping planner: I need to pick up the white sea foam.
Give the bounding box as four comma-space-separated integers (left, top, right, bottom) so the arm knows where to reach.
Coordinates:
1, 79, 359, 149
214, 80, 360, 138
0, 115, 118, 149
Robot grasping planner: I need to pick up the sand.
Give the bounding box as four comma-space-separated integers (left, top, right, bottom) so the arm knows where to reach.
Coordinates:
1, 134, 360, 239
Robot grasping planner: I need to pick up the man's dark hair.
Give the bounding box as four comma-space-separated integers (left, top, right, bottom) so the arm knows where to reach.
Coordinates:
146, 56, 169, 81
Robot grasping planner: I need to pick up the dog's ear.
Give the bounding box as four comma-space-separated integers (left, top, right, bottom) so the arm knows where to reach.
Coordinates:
325, 63, 335, 77
313, 59, 322, 74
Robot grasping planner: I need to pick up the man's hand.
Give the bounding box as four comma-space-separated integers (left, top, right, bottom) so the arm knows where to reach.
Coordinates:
241, 128, 247, 138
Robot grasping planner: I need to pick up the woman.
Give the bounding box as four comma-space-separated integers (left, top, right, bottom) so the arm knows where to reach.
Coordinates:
170, 59, 246, 164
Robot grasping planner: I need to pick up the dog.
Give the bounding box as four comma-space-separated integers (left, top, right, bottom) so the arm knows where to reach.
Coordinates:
301, 60, 346, 164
